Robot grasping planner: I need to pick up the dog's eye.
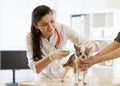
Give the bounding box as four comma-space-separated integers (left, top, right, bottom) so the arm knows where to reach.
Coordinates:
79, 52, 82, 55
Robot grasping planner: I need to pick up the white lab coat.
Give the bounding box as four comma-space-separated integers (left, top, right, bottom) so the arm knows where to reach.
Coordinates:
26, 23, 91, 80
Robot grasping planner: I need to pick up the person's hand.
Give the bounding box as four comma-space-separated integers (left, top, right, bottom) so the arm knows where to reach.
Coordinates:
49, 50, 70, 62
79, 56, 95, 71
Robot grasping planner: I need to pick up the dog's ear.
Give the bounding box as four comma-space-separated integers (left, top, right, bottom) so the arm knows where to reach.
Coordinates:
74, 44, 80, 51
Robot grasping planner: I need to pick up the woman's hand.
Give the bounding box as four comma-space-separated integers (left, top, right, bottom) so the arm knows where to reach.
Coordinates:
49, 50, 70, 62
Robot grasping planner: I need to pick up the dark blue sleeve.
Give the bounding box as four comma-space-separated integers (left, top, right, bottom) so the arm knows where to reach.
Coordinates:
114, 32, 120, 42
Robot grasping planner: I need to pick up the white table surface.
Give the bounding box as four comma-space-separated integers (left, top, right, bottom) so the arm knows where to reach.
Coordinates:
18, 76, 120, 86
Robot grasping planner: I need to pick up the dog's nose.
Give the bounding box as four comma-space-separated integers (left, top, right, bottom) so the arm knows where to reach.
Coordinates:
82, 56, 85, 59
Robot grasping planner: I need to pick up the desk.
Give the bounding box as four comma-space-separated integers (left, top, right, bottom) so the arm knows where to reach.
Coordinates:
18, 76, 120, 86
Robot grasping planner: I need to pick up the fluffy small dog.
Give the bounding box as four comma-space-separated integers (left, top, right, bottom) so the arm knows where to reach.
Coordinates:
61, 44, 95, 85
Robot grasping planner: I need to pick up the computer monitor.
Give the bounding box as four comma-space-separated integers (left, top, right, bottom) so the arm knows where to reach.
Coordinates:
0, 51, 29, 69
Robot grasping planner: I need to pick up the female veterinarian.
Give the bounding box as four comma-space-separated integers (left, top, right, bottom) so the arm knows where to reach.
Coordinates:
26, 5, 98, 80
79, 32, 120, 71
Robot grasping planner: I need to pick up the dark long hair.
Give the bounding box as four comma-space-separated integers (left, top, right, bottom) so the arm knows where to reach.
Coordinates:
31, 5, 54, 61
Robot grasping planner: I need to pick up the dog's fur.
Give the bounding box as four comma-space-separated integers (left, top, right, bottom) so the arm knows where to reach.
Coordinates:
61, 44, 94, 85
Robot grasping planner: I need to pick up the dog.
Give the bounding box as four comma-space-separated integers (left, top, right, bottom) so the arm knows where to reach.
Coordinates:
61, 44, 95, 85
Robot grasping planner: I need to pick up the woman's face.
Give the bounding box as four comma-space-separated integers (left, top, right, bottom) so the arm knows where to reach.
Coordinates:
35, 13, 56, 39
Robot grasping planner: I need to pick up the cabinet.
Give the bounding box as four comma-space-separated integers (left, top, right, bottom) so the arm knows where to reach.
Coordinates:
70, 9, 120, 41
70, 10, 120, 50
71, 14, 90, 38
89, 10, 120, 40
